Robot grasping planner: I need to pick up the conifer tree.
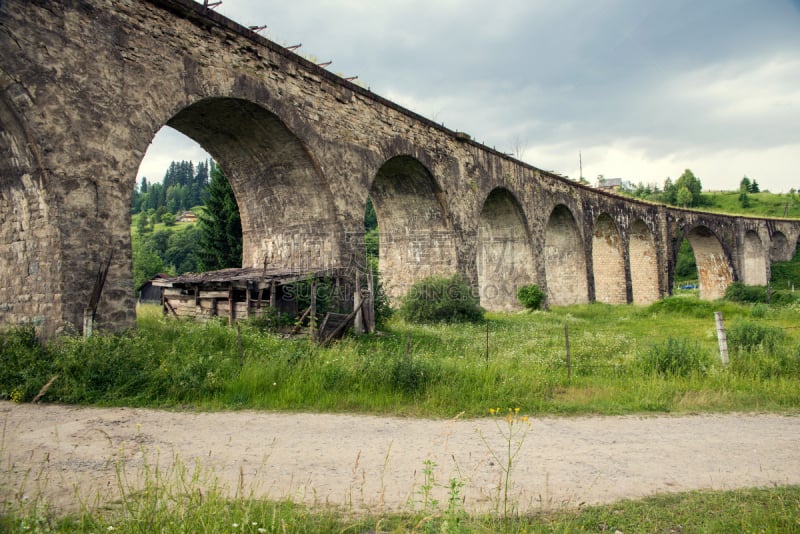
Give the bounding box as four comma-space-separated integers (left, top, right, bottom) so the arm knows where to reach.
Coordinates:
197, 162, 242, 271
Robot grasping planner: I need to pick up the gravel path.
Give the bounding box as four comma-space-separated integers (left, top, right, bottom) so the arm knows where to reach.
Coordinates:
2, 402, 799, 514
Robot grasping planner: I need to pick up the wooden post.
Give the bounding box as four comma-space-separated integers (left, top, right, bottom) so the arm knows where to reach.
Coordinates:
237, 323, 244, 368
714, 311, 729, 365
246, 285, 252, 318
228, 288, 235, 326
485, 321, 489, 363
366, 269, 376, 333
406, 332, 412, 361
83, 309, 93, 338
353, 272, 364, 334
564, 322, 571, 381
270, 280, 277, 310
310, 280, 317, 341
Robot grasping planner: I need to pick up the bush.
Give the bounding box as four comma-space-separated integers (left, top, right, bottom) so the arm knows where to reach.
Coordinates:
727, 319, 786, 353
0, 326, 52, 401
725, 282, 766, 303
639, 337, 712, 377
517, 284, 546, 310
399, 275, 484, 324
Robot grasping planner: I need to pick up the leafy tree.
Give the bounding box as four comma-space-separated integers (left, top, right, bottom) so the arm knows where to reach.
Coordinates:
165, 226, 201, 274
674, 169, 703, 206
364, 197, 377, 232
161, 212, 177, 227
132, 235, 169, 291
676, 186, 693, 207
674, 239, 697, 282
197, 162, 242, 271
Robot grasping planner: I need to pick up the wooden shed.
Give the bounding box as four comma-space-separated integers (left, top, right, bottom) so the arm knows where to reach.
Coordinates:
152, 267, 374, 341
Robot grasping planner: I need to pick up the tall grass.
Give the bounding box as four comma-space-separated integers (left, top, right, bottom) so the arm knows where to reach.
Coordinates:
2, 298, 799, 416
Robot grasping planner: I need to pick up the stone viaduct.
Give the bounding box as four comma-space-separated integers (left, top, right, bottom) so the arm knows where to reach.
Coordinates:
2, 0, 799, 337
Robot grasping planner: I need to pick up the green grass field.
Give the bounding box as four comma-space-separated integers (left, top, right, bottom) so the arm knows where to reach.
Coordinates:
4, 192, 798, 532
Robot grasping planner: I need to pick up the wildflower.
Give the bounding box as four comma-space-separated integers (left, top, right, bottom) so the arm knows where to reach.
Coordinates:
489, 408, 496, 415
232, 523, 239, 528
107, 527, 115, 532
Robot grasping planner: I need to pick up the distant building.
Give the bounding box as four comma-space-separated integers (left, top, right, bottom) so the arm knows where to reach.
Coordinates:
137, 273, 169, 303
595, 175, 632, 191
177, 210, 198, 223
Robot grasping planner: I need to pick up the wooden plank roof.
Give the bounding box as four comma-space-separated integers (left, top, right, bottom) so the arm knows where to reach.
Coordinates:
152, 267, 347, 290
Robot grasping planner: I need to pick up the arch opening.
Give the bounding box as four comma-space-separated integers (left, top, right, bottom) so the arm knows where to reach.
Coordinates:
166, 97, 339, 271
770, 231, 791, 262
544, 204, 588, 306
476, 188, 536, 311
591, 213, 626, 304
629, 219, 660, 304
684, 226, 733, 300
368, 155, 456, 300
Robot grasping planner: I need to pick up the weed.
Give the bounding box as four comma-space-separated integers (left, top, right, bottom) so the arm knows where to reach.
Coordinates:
477, 407, 531, 523
639, 337, 712, 377
727, 319, 786, 353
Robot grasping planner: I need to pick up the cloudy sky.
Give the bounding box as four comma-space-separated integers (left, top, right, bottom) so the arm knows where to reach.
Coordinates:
138, 0, 800, 192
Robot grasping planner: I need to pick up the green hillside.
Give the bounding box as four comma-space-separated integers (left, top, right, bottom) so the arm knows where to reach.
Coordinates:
701, 190, 800, 218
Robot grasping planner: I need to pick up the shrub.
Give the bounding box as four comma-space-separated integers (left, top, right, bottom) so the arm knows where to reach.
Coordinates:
399, 275, 484, 324
0, 326, 52, 401
517, 284, 546, 310
639, 337, 712, 377
750, 303, 768, 318
390, 355, 431, 394
725, 282, 766, 303
646, 296, 716, 318
727, 319, 786, 353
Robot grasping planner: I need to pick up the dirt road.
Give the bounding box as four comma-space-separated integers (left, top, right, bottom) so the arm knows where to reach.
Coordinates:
2, 402, 798, 514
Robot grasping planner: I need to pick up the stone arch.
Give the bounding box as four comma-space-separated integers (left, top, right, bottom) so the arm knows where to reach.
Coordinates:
684, 226, 733, 300
476, 188, 536, 311
629, 219, 660, 304
591, 213, 627, 304
368, 155, 456, 300
0, 90, 62, 335
166, 97, 340, 271
742, 230, 767, 286
545, 204, 588, 306
770, 231, 792, 262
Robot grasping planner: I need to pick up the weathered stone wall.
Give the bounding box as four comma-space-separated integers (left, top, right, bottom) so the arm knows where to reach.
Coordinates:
628, 219, 660, 304
476, 188, 535, 311
1, 0, 799, 335
591, 214, 627, 304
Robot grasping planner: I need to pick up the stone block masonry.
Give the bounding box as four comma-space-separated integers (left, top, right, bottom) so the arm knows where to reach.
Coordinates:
1, 0, 798, 335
